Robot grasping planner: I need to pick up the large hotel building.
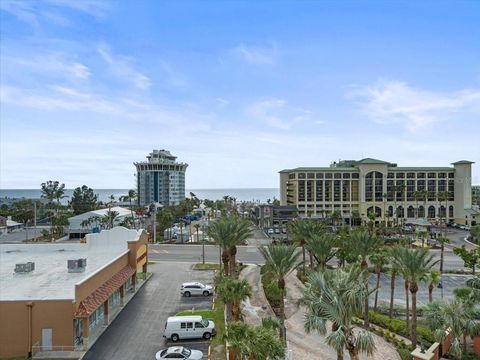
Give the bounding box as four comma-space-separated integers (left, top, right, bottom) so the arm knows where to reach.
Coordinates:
280, 158, 478, 226
135, 149, 188, 207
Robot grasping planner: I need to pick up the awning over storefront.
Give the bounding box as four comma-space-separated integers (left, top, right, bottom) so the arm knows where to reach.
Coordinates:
406, 219, 432, 227
75, 266, 135, 317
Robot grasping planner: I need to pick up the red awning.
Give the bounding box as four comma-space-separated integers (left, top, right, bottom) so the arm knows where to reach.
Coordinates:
75, 266, 136, 317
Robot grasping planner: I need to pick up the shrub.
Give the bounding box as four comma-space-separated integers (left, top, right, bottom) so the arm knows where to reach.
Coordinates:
368, 310, 435, 347
264, 282, 281, 302
462, 354, 479, 360
397, 348, 412, 360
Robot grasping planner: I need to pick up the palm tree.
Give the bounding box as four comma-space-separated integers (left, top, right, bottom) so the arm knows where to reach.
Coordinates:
289, 219, 310, 273
393, 248, 438, 346
103, 210, 119, 229
120, 189, 137, 229
217, 277, 252, 321
387, 247, 399, 318
208, 216, 237, 276
437, 235, 450, 273
437, 191, 449, 227
305, 232, 337, 270
425, 299, 480, 358
346, 229, 383, 327
391, 247, 411, 331
370, 249, 389, 311
259, 244, 301, 341
300, 266, 376, 360
396, 183, 406, 226
426, 270, 441, 303
224, 321, 285, 360
417, 229, 428, 248
228, 216, 252, 276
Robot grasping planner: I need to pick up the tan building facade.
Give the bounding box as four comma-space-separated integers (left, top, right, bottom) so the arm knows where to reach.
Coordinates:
0, 227, 148, 358
280, 158, 478, 226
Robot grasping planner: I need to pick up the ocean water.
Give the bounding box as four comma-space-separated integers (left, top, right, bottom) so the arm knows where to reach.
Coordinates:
0, 188, 279, 204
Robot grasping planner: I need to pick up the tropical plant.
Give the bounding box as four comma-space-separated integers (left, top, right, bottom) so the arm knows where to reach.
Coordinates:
70, 185, 98, 215
120, 189, 137, 229
437, 235, 450, 273
103, 210, 119, 229
387, 247, 401, 318
426, 270, 441, 303
228, 216, 252, 276
300, 266, 376, 360
471, 225, 480, 245
259, 244, 300, 341
216, 277, 252, 321
305, 232, 337, 270
41, 180, 67, 211
425, 299, 480, 358
392, 248, 438, 346
208, 216, 237, 276
453, 245, 480, 275
417, 229, 428, 248
345, 229, 383, 327
224, 321, 285, 360
370, 248, 389, 311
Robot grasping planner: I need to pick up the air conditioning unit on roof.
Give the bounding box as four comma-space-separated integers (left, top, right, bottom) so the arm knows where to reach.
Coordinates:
15, 262, 35, 273
67, 258, 87, 273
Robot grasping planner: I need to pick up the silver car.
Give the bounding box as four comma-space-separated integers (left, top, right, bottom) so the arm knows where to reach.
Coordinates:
155, 346, 203, 360
180, 282, 213, 297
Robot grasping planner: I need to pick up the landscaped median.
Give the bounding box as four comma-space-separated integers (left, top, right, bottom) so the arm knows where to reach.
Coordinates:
175, 298, 226, 360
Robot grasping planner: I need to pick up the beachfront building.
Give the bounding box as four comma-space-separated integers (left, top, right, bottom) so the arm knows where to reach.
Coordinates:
0, 227, 148, 358
279, 158, 478, 226
473, 185, 480, 207
134, 149, 188, 207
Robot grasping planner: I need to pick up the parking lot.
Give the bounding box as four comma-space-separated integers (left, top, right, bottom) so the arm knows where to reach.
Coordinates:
83, 262, 214, 360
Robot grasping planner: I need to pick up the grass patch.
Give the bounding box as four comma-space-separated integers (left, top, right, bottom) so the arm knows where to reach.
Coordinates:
176, 298, 226, 360
136, 271, 152, 279
193, 263, 222, 270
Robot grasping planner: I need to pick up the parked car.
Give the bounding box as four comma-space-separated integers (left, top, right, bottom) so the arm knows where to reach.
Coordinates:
155, 346, 203, 360
180, 282, 213, 297
164, 315, 216, 342
267, 228, 274, 235
274, 228, 281, 234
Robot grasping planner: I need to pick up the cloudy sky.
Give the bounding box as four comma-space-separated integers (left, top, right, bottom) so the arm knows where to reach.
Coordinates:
1, 0, 479, 189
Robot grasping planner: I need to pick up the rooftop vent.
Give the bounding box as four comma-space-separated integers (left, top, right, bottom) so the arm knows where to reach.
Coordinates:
68, 258, 87, 273
15, 262, 35, 273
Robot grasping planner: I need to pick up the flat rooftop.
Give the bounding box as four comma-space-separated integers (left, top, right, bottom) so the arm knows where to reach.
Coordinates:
0, 227, 142, 301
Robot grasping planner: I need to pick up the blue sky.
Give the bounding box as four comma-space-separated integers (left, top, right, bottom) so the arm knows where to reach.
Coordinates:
1, 0, 479, 189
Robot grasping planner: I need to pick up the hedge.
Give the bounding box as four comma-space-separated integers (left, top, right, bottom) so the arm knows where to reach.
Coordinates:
368, 310, 435, 347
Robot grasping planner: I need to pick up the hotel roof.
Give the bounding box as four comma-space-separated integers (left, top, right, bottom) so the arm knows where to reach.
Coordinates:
0, 227, 142, 301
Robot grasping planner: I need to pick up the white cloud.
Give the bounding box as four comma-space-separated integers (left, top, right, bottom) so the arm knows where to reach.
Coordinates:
248, 98, 311, 130
348, 79, 480, 132
2, 53, 91, 80
232, 43, 278, 65
98, 45, 152, 90
0, 0, 108, 26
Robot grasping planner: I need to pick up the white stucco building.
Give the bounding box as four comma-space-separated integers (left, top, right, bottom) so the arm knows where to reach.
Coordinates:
280, 158, 478, 226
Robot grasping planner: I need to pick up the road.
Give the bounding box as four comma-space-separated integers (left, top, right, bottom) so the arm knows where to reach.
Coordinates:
0, 226, 51, 243
83, 262, 214, 360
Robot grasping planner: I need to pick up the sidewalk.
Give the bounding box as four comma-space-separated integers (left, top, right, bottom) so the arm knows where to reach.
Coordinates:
238, 264, 275, 326
284, 271, 401, 360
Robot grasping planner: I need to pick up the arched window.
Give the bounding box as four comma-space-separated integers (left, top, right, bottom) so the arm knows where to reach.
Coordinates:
388, 206, 393, 217
364, 171, 384, 202
407, 206, 415, 218
418, 206, 425, 218
449, 205, 454, 218
439, 206, 446, 218
367, 206, 382, 218
397, 206, 404, 218
428, 206, 436, 219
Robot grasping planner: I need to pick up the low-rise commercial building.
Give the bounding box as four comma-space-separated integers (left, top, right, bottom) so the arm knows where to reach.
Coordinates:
280, 158, 478, 226
253, 205, 298, 229
0, 227, 148, 358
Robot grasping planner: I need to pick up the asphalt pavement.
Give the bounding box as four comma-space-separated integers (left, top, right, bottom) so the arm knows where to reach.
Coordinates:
82, 262, 214, 360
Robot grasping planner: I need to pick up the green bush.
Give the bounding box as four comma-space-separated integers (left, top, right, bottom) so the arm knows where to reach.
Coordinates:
368, 310, 435, 347
264, 282, 281, 301
462, 353, 479, 360
397, 348, 412, 360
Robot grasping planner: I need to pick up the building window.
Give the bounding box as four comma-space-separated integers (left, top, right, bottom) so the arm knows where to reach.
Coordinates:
352, 173, 359, 179
449, 205, 454, 218
407, 206, 415, 218
448, 173, 454, 178
396, 180, 405, 202
428, 180, 436, 201
407, 173, 415, 178
325, 173, 332, 179
324, 181, 331, 201
388, 206, 393, 217
407, 180, 415, 201
417, 173, 425, 179
396, 206, 404, 218
298, 181, 305, 202
343, 173, 351, 179
438, 173, 446, 178
387, 173, 394, 179
315, 181, 323, 201
428, 173, 436, 179
307, 173, 315, 179
428, 206, 436, 219
418, 206, 425, 218
334, 173, 341, 179
342, 180, 350, 201
298, 173, 306, 179
334, 180, 341, 201
396, 173, 404, 179
316, 173, 324, 179
417, 180, 425, 191
306, 181, 314, 202
439, 206, 446, 218
288, 173, 295, 180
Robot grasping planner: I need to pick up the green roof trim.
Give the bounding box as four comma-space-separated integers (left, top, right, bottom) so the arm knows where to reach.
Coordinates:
465, 208, 480, 215
357, 158, 390, 164
451, 160, 475, 165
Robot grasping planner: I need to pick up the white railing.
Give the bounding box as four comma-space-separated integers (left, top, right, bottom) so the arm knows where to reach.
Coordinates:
32, 343, 87, 354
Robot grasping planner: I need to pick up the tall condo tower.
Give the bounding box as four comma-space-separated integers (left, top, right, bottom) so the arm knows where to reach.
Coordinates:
135, 149, 188, 207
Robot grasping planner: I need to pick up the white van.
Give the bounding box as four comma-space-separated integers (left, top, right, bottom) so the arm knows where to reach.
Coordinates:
164, 315, 216, 342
